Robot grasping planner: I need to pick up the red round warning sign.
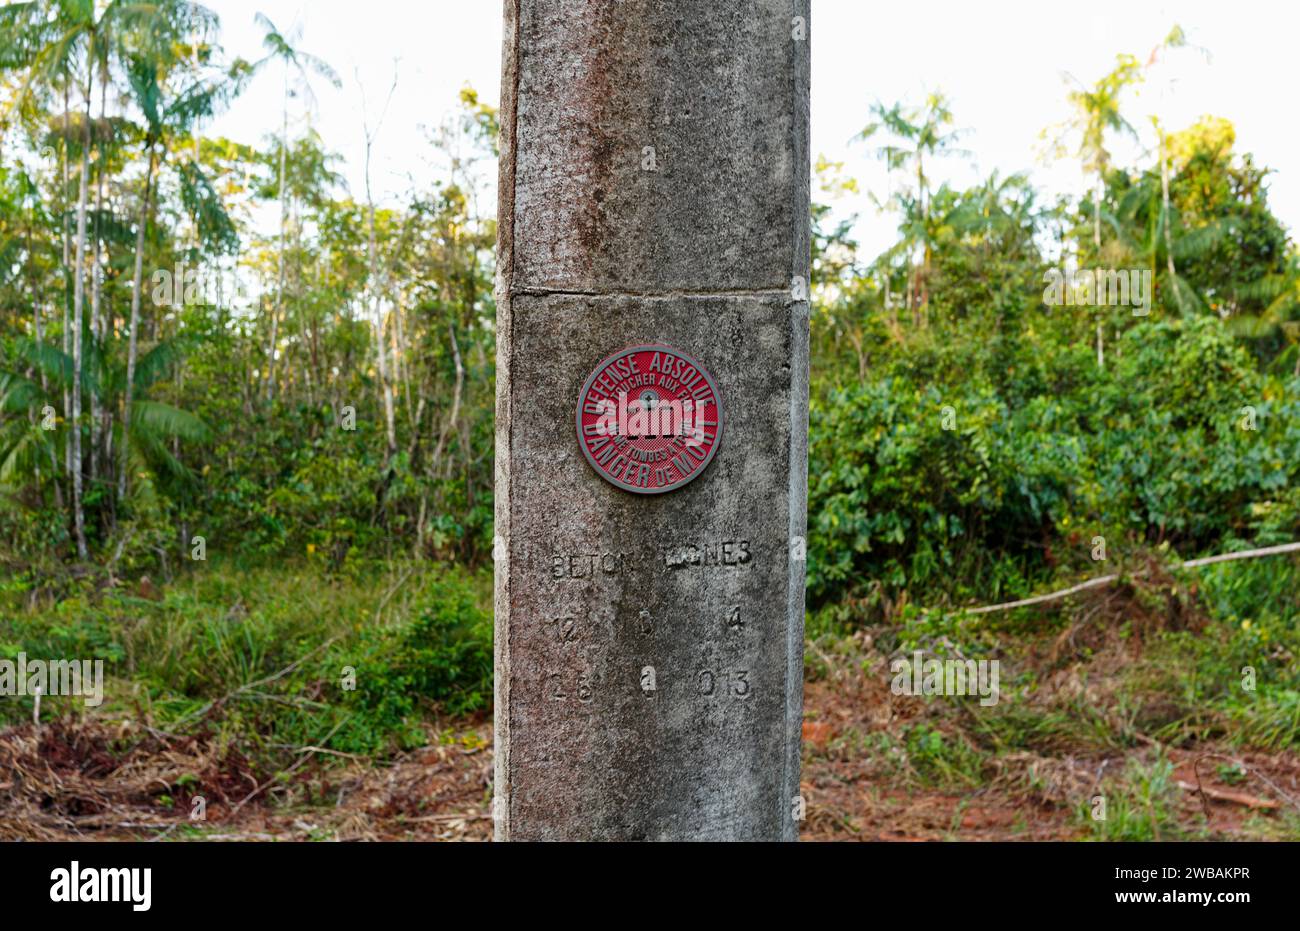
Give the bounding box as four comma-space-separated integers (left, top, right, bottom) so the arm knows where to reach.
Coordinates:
576, 345, 723, 494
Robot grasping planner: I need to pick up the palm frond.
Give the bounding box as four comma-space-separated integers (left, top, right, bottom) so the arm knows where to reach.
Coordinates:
130, 399, 210, 443
132, 337, 188, 390
129, 426, 196, 488
18, 338, 73, 387
1232, 274, 1292, 306
0, 420, 57, 487
1172, 219, 1229, 262
0, 372, 43, 413
1165, 271, 1209, 316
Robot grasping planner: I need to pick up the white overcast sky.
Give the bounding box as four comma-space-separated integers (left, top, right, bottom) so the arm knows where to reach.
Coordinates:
206, 0, 1299, 259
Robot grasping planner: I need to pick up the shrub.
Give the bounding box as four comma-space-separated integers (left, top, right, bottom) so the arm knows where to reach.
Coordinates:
335, 572, 493, 752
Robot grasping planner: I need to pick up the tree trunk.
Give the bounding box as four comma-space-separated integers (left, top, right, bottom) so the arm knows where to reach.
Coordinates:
366, 211, 392, 455
120, 145, 157, 501
89, 75, 107, 483
267, 73, 289, 402
392, 291, 408, 402
62, 85, 73, 504
1160, 130, 1177, 305
433, 320, 464, 481
27, 195, 45, 397
374, 300, 396, 458
70, 76, 93, 559
361, 89, 396, 462
28, 181, 63, 509
883, 167, 893, 318
1095, 173, 1104, 369
917, 156, 929, 315
1094, 174, 1102, 250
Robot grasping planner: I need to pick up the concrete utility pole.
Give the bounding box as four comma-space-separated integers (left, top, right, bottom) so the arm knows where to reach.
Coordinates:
494, 0, 810, 840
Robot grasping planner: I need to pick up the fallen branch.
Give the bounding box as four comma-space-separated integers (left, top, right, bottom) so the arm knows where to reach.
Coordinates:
965, 574, 1118, 615
229, 715, 350, 816
965, 541, 1300, 616
107, 526, 135, 578
1176, 781, 1280, 810
1193, 752, 1300, 813
394, 813, 492, 823
374, 566, 415, 626
170, 636, 339, 731
1180, 541, 1300, 569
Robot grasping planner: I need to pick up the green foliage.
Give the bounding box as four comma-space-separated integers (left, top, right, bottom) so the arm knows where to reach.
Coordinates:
0, 562, 492, 758
902, 723, 989, 787
1083, 754, 1183, 841
808, 312, 1300, 613
0, 13, 498, 570
337, 573, 492, 752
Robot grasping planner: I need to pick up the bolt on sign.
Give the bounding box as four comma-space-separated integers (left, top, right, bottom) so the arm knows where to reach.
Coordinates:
494, 0, 810, 841
576, 345, 723, 494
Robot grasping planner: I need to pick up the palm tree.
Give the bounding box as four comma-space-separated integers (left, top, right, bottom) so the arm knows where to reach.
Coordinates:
1, 336, 211, 504
251, 13, 339, 402
1230, 271, 1300, 375
857, 93, 969, 321
1053, 54, 1143, 368
4, 0, 112, 557
1064, 56, 1142, 250
0, 2, 81, 510
2, 1, 216, 550
855, 101, 907, 318
119, 8, 231, 502
1144, 25, 1210, 310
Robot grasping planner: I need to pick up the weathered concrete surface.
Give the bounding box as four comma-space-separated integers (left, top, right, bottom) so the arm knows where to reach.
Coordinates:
495, 0, 810, 840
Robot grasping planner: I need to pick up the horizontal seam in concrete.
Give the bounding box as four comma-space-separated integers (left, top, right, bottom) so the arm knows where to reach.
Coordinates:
510, 288, 798, 300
